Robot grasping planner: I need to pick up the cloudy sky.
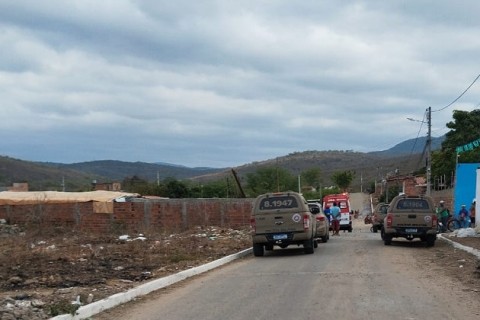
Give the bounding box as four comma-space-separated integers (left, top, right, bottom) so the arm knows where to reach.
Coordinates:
1, 1, 479, 168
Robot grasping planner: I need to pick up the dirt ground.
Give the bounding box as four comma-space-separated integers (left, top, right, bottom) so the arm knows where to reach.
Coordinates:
0, 224, 252, 319
0, 221, 479, 320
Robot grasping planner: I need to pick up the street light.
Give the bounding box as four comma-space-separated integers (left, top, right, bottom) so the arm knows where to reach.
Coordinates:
407, 107, 432, 195
406, 117, 423, 122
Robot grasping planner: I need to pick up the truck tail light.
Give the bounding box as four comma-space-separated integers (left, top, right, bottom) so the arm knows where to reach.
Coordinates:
386, 213, 393, 228
431, 214, 437, 228
316, 216, 325, 222
303, 214, 310, 230
250, 217, 256, 233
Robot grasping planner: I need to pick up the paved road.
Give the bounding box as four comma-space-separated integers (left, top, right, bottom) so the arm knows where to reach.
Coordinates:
94, 220, 473, 320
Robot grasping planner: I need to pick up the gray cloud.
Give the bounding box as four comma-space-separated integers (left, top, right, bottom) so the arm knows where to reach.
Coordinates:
1, 1, 479, 167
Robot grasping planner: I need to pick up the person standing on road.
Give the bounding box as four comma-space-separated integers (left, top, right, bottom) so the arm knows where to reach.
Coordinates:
470, 199, 476, 227
323, 205, 332, 226
436, 200, 450, 232
458, 204, 469, 228
330, 202, 341, 236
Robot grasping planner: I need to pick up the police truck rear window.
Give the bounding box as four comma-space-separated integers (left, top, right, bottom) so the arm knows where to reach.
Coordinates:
396, 199, 430, 210
259, 196, 298, 210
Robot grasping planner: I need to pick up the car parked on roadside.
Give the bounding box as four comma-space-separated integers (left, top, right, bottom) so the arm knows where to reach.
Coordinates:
308, 202, 330, 243
381, 194, 437, 247
371, 202, 389, 233
250, 191, 317, 256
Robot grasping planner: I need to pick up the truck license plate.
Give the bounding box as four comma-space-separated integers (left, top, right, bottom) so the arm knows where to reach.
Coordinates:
273, 234, 288, 240
405, 228, 417, 233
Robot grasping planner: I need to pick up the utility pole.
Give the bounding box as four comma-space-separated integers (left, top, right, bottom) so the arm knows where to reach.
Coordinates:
407, 110, 432, 195
298, 175, 301, 193
360, 172, 363, 193
426, 106, 432, 196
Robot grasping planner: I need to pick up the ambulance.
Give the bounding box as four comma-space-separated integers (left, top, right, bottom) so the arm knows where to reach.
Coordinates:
322, 193, 353, 232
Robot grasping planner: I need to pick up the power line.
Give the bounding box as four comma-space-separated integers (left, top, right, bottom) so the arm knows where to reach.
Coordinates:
432, 73, 480, 112
408, 109, 428, 156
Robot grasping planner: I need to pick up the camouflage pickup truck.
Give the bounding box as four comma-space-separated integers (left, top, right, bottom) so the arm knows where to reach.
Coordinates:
381, 194, 437, 247
250, 191, 317, 256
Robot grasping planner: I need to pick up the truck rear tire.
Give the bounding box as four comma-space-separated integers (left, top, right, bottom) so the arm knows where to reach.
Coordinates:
253, 244, 264, 256
426, 235, 436, 247
304, 238, 314, 254
384, 235, 392, 245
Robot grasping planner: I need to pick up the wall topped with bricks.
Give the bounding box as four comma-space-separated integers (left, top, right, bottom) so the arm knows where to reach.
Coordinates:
0, 198, 255, 233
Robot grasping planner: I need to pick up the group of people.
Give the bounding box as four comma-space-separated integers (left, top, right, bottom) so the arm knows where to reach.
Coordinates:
324, 202, 341, 235
436, 199, 476, 232
457, 199, 476, 228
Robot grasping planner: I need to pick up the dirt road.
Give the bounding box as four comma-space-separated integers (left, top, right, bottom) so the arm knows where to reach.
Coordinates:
94, 220, 480, 320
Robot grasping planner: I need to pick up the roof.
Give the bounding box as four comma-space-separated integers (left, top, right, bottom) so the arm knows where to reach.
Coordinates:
0, 190, 139, 206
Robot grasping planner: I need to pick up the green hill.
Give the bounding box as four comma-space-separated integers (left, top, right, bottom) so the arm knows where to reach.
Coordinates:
0, 136, 437, 192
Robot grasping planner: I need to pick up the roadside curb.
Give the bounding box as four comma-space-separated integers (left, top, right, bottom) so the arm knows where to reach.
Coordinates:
50, 248, 253, 320
438, 234, 480, 259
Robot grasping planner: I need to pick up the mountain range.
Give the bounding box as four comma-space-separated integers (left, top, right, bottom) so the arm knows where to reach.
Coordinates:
0, 135, 445, 192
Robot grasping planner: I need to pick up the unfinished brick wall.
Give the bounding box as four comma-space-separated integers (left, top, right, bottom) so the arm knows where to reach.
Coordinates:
0, 202, 93, 229
430, 189, 454, 212
0, 199, 255, 234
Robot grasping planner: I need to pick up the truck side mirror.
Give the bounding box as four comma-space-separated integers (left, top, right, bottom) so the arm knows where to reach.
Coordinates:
310, 206, 320, 214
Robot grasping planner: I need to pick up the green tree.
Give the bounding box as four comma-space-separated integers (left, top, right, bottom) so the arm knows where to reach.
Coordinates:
367, 181, 376, 194
379, 184, 402, 203
301, 168, 322, 189
122, 175, 152, 194
163, 178, 190, 198
331, 170, 355, 192
319, 186, 341, 198
431, 109, 480, 187
301, 168, 322, 200
245, 167, 296, 196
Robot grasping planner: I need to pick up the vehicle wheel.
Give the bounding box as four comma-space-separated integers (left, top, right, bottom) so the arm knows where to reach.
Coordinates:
372, 226, 378, 233
383, 235, 392, 245
426, 235, 436, 247
265, 244, 274, 251
314, 240, 318, 248
304, 238, 314, 254
348, 226, 353, 233
447, 219, 461, 232
380, 228, 385, 240
321, 235, 328, 243
253, 244, 264, 256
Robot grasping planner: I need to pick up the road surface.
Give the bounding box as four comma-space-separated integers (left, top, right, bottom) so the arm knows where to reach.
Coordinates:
94, 220, 478, 320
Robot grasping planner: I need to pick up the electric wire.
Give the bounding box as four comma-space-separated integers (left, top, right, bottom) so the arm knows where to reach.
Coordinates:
432, 73, 480, 112
406, 110, 428, 172
408, 110, 428, 156
415, 141, 428, 172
